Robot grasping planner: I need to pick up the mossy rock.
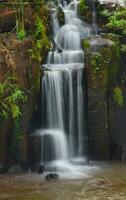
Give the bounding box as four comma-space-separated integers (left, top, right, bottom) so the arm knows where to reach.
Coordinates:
85, 35, 120, 88
82, 39, 90, 50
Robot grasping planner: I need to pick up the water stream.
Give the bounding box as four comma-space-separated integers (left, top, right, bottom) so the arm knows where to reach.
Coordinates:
37, 0, 93, 176
1, 163, 126, 200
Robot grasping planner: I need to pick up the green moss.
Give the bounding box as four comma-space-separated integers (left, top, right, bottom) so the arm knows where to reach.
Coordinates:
29, 3, 51, 63
91, 53, 104, 74
82, 39, 90, 50
113, 87, 123, 107
120, 44, 126, 53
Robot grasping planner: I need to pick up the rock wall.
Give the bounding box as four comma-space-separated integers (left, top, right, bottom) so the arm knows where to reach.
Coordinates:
0, 34, 41, 169
0, 2, 49, 171
85, 35, 120, 160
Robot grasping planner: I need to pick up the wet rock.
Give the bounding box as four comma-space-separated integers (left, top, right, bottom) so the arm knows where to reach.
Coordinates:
45, 173, 59, 181
83, 35, 114, 52
87, 36, 114, 52
86, 35, 120, 160
7, 165, 24, 175
0, 164, 4, 174
38, 165, 45, 174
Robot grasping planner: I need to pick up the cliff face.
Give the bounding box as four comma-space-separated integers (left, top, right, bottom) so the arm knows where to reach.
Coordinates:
83, 35, 121, 160
80, 0, 126, 161
0, 34, 40, 169
0, 2, 50, 172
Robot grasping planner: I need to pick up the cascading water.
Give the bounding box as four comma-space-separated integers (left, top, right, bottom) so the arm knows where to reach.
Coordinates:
38, 0, 92, 176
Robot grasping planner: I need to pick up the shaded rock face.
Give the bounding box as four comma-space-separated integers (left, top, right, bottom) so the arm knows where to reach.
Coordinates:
110, 101, 126, 161
87, 89, 110, 160
109, 54, 126, 162
0, 34, 41, 168
85, 35, 120, 160
0, 4, 35, 33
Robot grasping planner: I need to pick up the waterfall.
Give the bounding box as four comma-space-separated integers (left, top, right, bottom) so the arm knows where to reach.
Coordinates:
40, 0, 91, 170
42, 71, 64, 130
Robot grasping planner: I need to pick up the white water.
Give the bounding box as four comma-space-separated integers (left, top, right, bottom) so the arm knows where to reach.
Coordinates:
40, 0, 92, 176
37, 129, 68, 162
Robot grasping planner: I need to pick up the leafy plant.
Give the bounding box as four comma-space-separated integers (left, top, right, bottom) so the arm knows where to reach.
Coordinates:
79, 0, 89, 12
0, 77, 27, 119
17, 28, 26, 40
29, 15, 50, 62
106, 9, 126, 35
83, 40, 90, 50
13, 0, 26, 40
91, 53, 104, 74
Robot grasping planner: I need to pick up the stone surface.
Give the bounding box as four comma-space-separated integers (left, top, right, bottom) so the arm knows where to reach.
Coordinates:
85, 35, 119, 160
7, 165, 24, 174
0, 34, 41, 167
45, 173, 59, 181
0, 4, 35, 33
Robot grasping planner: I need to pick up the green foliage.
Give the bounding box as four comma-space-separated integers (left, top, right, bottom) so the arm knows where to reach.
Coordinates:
91, 53, 104, 74
32, 0, 44, 11
0, 77, 27, 119
29, 15, 50, 62
79, 0, 88, 12
17, 28, 26, 40
83, 40, 90, 50
113, 87, 123, 107
13, 0, 26, 40
100, 9, 111, 18
107, 9, 126, 35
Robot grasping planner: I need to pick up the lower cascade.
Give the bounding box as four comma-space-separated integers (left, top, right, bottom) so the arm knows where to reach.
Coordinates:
36, 0, 93, 177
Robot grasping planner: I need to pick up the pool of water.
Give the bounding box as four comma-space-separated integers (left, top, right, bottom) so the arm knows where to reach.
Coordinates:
0, 162, 126, 200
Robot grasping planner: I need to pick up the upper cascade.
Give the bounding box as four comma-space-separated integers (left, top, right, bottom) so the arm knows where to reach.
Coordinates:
45, 0, 92, 68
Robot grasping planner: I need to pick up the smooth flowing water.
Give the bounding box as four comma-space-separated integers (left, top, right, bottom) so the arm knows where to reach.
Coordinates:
0, 163, 126, 200
38, 0, 93, 174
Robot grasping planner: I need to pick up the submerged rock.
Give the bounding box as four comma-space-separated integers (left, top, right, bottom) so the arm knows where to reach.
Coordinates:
38, 165, 45, 174
45, 173, 59, 181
